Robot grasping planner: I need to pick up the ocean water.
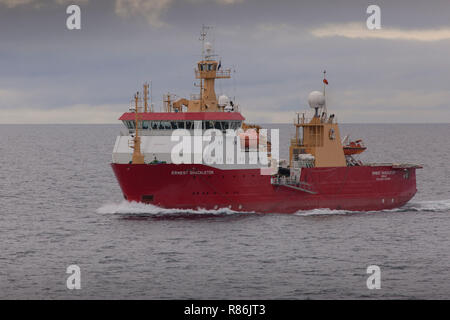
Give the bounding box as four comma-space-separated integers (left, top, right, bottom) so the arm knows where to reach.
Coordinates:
0, 123, 449, 299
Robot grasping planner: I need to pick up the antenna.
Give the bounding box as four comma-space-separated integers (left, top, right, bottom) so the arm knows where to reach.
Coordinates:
199, 24, 211, 60
199, 25, 211, 109
134, 91, 140, 112
322, 70, 328, 116
150, 80, 153, 112
232, 65, 237, 107
143, 82, 149, 113
131, 91, 144, 164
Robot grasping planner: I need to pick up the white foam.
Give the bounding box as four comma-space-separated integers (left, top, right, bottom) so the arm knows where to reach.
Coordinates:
97, 199, 450, 217
294, 199, 450, 216
294, 208, 352, 216
96, 201, 242, 216
392, 199, 450, 212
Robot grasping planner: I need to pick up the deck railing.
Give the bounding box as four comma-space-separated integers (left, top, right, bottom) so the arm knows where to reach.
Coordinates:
271, 176, 316, 194
195, 69, 231, 79
293, 116, 338, 125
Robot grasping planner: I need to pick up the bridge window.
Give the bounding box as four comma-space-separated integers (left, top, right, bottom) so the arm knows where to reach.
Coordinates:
214, 121, 222, 130
177, 121, 185, 129
126, 120, 242, 131
227, 121, 241, 130
204, 121, 214, 130
161, 121, 172, 129
194, 121, 202, 130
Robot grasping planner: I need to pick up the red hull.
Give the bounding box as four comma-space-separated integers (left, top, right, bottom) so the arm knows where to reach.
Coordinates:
111, 163, 418, 214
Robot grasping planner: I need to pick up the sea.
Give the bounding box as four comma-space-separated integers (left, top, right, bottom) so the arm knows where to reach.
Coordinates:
0, 123, 449, 299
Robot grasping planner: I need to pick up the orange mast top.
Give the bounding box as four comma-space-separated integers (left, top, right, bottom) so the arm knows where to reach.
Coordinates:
131, 92, 145, 164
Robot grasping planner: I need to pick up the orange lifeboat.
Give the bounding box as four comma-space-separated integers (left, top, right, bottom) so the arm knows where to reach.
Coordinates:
238, 123, 271, 152
239, 128, 259, 150
239, 123, 260, 149
343, 139, 366, 155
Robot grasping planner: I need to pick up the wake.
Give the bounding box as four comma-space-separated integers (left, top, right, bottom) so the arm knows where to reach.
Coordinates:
96, 201, 244, 216
97, 199, 450, 217
294, 199, 450, 216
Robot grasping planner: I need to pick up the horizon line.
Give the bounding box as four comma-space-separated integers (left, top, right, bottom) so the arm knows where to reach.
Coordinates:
0, 122, 449, 125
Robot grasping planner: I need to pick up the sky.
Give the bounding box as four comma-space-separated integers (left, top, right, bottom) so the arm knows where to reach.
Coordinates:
0, 0, 450, 123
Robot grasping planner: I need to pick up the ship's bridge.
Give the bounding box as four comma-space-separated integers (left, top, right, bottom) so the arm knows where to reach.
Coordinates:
119, 111, 245, 135
112, 111, 264, 167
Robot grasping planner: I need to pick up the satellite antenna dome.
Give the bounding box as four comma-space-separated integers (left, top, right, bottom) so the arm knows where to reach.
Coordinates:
308, 91, 325, 109
205, 42, 213, 54
218, 95, 230, 107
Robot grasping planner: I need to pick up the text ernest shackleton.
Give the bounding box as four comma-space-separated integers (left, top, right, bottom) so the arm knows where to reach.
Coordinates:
184, 304, 266, 317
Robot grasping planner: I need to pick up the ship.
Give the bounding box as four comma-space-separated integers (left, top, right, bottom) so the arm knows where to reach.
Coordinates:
111, 27, 421, 214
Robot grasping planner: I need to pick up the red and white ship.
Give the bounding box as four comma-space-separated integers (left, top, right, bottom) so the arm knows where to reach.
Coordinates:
111, 29, 421, 214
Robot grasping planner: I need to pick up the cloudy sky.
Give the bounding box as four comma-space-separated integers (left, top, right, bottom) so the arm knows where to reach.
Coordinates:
1, 0, 449, 123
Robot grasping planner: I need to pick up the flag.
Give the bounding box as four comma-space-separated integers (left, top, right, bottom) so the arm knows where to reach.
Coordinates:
323, 78, 329, 85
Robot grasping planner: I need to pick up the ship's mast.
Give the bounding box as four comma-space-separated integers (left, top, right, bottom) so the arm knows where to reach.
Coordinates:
150, 80, 153, 112
131, 92, 145, 164
171, 26, 231, 112
322, 70, 328, 117
143, 82, 149, 113
200, 24, 210, 61
199, 25, 210, 110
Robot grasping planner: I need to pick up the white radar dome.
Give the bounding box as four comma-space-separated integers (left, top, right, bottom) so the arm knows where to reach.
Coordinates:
308, 91, 325, 109
205, 42, 213, 53
218, 95, 230, 107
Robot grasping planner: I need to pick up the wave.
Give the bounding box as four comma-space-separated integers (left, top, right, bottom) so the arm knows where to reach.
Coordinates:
97, 199, 450, 217
388, 199, 450, 213
294, 199, 450, 216
294, 208, 353, 216
96, 201, 245, 216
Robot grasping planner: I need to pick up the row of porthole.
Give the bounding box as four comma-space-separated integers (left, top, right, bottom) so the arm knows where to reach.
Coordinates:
192, 191, 240, 195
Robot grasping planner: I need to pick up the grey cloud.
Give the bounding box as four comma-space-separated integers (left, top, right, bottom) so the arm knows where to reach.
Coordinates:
0, 0, 449, 123
0, 0, 89, 7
